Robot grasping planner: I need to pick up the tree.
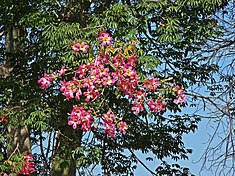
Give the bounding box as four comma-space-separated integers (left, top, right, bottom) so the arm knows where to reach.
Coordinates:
0, 0, 230, 175
191, 1, 235, 175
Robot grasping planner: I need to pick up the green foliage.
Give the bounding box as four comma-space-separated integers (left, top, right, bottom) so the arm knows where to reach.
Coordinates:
24, 108, 51, 131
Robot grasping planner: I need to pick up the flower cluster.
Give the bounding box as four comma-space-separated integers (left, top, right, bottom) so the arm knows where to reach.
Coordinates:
102, 110, 128, 138
18, 153, 35, 175
98, 30, 113, 46
147, 99, 166, 112
173, 85, 186, 104
70, 41, 89, 54
68, 106, 93, 131
38, 30, 186, 138
38, 73, 54, 89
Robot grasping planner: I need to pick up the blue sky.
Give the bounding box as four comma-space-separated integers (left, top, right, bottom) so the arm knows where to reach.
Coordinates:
133, 119, 215, 176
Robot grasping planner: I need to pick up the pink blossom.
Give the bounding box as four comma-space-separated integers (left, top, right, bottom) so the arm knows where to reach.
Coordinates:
75, 89, 82, 101
38, 73, 54, 89
98, 30, 113, 46
83, 88, 100, 102
131, 102, 144, 114
118, 121, 128, 134
143, 78, 160, 91
96, 65, 109, 77
76, 64, 90, 79
112, 55, 125, 67
103, 76, 115, 86
78, 42, 89, 53
102, 110, 116, 138
4, 173, 8, 176
126, 55, 138, 67
70, 41, 80, 54
19, 153, 35, 175
0, 115, 8, 123
102, 110, 114, 123
173, 85, 186, 104
173, 94, 186, 104
104, 122, 116, 138
70, 41, 89, 54
134, 90, 146, 100
58, 66, 66, 76
68, 106, 93, 131
93, 53, 109, 66
147, 99, 166, 112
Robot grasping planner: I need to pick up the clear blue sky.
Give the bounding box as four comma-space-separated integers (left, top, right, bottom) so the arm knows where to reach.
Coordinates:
134, 119, 215, 176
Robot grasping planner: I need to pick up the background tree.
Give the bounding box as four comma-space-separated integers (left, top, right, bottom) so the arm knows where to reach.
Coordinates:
191, 1, 235, 175
0, 0, 232, 175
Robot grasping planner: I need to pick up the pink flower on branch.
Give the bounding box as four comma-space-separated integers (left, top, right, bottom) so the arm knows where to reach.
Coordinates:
0, 115, 8, 123
147, 99, 166, 112
38, 30, 188, 139
70, 41, 89, 54
98, 30, 113, 46
70, 41, 80, 54
68, 106, 93, 131
143, 77, 160, 91
131, 102, 144, 114
118, 121, 128, 134
58, 66, 66, 76
126, 55, 138, 67
103, 110, 116, 138
19, 153, 35, 175
78, 42, 89, 54
173, 85, 186, 104
38, 73, 54, 89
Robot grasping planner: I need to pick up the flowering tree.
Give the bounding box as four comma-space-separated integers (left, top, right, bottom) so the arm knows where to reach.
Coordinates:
36, 30, 189, 175
1, 29, 190, 175
0, 0, 229, 175
38, 30, 186, 137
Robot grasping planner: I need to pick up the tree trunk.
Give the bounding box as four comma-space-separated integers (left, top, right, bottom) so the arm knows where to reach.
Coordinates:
5, 25, 31, 156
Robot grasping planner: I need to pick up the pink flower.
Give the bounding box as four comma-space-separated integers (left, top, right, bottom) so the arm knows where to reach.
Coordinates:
83, 88, 100, 102
131, 102, 144, 114
126, 56, 138, 67
19, 153, 35, 175
98, 30, 113, 46
76, 64, 90, 79
96, 65, 109, 77
134, 90, 146, 100
173, 85, 186, 104
68, 106, 93, 131
68, 116, 79, 129
112, 55, 125, 67
70, 41, 89, 54
78, 42, 89, 54
103, 76, 115, 86
70, 41, 80, 54
104, 122, 116, 138
118, 121, 128, 134
75, 89, 82, 101
103, 110, 114, 123
0, 115, 8, 123
58, 66, 66, 76
173, 94, 186, 104
147, 99, 166, 112
4, 173, 8, 176
38, 73, 54, 89
143, 78, 160, 91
